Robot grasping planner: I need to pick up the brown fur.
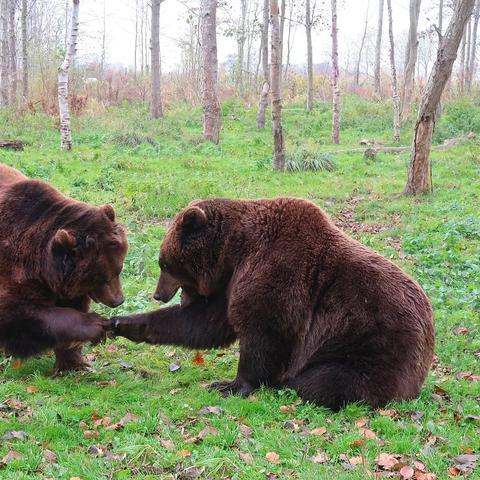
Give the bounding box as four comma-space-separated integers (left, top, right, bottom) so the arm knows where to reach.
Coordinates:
0, 164, 128, 372
112, 198, 434, 410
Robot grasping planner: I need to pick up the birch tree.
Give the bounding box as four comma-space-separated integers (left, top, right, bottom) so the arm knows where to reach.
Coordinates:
374, 0, 384, 97
236, 0, 247, 95
405, 0, 475, 195
305, 0, 313, 111
0, 0, 8, 106
354, 6, 369, 90
200, 0, 220, 143
270, 0, 285, 170
466, 0, 479, 90
151, 0, 163, 119
401, 0, 422, 121
331, 0, 340, 144
8, 0, 16, 104
257, 0, 269, 129
58, 0, 80, 151
22, 0, 28, 100
386, 0, 400, 141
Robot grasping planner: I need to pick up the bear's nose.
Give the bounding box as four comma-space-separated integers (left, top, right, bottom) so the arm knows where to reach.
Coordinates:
111, 296, 125, 308
153, 292, 162, 302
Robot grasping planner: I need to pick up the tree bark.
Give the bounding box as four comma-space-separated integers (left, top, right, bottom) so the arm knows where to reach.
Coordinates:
438, 0, 443, 34
200, 0, 221, 144
8, 1, 16, 104
0, 0, 8, 106
460, 25, 467, 89
374, 0, 384, 97
465, 16, 472, 84
21, 0, 28, 100
257, 0, 269, 129
284, 0, 295, 79
354, 8, 369, 90
151, 0, 163, 118
401, 0, 422, 121
279, 0, 285, 73
270, 0, 285, 171
58, 0, 80, 151
386, 0, 400, 142
306, 0, 313, 111
331, 0, 340, 144
405, 0, 475, 195
466, 0, 479, 91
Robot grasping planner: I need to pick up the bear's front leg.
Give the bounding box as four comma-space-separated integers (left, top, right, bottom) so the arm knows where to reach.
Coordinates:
53, 344, 89, 373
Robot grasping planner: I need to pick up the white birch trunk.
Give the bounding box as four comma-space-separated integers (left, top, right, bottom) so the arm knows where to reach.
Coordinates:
22, 0, 28, 101
58, 0, 80, 151
374, 0, 384, 97
0, 0, 9, 106
151, 0, 163, 119
257, 0, 269, 129
405, 0, 475, 195
200, 0, 221, 144
306, 0, 313, 111
386, 0, 400, 142
466, 0, 479, 90
331, 0, 340, 144
8, 1, 16, 104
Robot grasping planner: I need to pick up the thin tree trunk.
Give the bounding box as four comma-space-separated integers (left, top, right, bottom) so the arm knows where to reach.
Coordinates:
22, 0, 28, 100
134, 0, 138, 78
0, 0, 9, 106
100, 0, 106, 76
8, 0, 16, 104
306, 0, 313, 111
237, 0, 247, 95
374, 0, 384, 97
466, 0, 479, 90
270, 0, 285, 170
257, 0, 269, 129
151, 0, 163, 118
405, 0, 475, 195
284, 0, 294, 79
460, 26, 466, 89
438, 0, 443, 34
465, 17, 472, 83
354, 7, 369, 90
200, 0, 220, 143
279, 0, 285, 73
386, 0, 400, 141
331, 0, 340, 144
401, 0, 422, 121
58, 0, 80, 151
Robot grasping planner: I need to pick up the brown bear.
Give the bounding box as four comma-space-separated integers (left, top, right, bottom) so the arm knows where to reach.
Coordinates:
112, 198, 434, 410
0, 163, 128, 372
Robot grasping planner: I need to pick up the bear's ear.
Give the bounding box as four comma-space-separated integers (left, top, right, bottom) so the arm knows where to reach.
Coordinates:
180, 206, 207, 234
53, 229, 77, 250
101, 204, 115, 222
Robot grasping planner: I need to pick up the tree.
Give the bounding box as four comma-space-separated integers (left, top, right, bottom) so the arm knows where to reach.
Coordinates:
305, 0, 313, 111
374, 0, 384, 97
200, 0, 220, 144
22, 0, 28, 100
401, 0, 422, 121
236, 0, 247, 95
58, 0, 80, 151
386, 0, 400, 141
270, 0, 285, 170
151, 0, 163, 119
257, 0, 269, 129
354, 5, 369, 91
330, 0, 340, 144
405, 0, 475, 195
466, 0, 480, 91
8, 0, 16, 104
0, 0, 8, 106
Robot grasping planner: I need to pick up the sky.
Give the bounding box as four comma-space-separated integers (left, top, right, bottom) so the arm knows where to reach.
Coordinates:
77, 0, 442, 73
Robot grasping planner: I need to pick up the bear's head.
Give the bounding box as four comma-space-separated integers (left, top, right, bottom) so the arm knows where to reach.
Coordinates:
48, 204, 128, 308
154, 202, 230, 302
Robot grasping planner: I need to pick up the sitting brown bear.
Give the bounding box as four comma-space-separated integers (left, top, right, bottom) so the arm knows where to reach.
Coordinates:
112, 198, 434, 410
0, 164, 128, 372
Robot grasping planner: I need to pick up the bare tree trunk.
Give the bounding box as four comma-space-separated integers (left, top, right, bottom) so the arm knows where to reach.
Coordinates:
21, 0, 28, 100
8, 1, 16, 104
374, 0, 384, 97
237, 0, 247, 95
151, 0, 163, 118
354, 7, 369, 90
100, 0, 106, 76
465, 16, 472, 83
405, 0, 475, 195
401, 0, 422, 121
270, 0, 285, 170
200, 0, 220, 144
438, 0, 443, 34
466, 0, 479, 90
134, 0, 138, 78
257, 0, 269, 129
279, 0, 285, 72
284, 0, 295, 79
58, 0, 80, 151
331, 0, 340, 144
386, 0, 400, 141
0, 0, 9, 106
306, 0, 313, 111
459, 26, 466, 89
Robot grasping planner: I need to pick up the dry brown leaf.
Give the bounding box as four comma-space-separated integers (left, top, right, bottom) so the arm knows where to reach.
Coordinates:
239, 452, 254, 464
239, 424, 253, 438
349, 456, 363, 465
310, 451, 328, 464
43, 449, 57, 463
178, 449, 191, 457
376, 453, 400, 471
192, 351, 205, 366
198, 426, 218, 439
309, 427, 327, 436
400, 465, 415, 479
160, 439, 175, 450
351, 439, 365, 448
447, 467, 461, 477
354, 418, 368, 427
359, 427, 377, 439
113, 412, 140, 430
0, 450, 23, 466
415, 473, 436, 480
83, 430, 99, 439
453, 326, 469, 335
26, 385, 39, 394
11, 359, 22, 369
379, 409, 398, 417
279, 405, 296, 414
266, 452, 280, 464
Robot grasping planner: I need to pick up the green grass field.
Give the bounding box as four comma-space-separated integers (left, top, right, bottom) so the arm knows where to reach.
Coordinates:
0, 98, 479, 479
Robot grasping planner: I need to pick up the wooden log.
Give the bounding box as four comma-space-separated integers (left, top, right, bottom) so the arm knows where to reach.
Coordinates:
0, 140, 24, 151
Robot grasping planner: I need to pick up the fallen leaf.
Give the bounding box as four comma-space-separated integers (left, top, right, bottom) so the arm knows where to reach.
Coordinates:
410, 411, 425, 422
115, 412, 140, 429
279, 405, 296, 414
93, 416, 114, 428
178, 449, 191, 457
349, 456, 363, 465
453, 454, 478, 473
283, 420, 301, 431
70, 477, 82, 480
26, 385, 38, 394
2, 430, 28, 441
309, 427, 327, 436
376, 453, 400, 471
355, 418, 368, 427
11, 359, 22, 369
447, 467, 461, 477
160, 439, 175, 450
266, 452, 280, 464
453, 326, 468, 335
198, 405, 223, 416
379, 409, 398, 417
351, 439, 365, 448
0, 450, 23, 467
169, 362, 181, 373
192, 352, 205, 366
79, 421, 88, 429
359, 427, 377, 439
43, 449, 57, 463
310, 451, 328, 464
198, 426, 218, 439
414, 461, 426, 472
239, 452, 254, 464
239, 424, 253, 438
400, 465, 414, 479
415, 473, 436, 480
83, 430, 99, 439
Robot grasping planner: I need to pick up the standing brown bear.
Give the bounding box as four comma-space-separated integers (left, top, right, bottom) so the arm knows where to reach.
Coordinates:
112, 198, 434, 410
0, 164, 128, 372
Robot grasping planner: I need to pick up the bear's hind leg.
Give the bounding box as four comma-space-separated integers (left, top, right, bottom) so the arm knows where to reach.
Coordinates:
53, 344, 89, 373
289, 363, 391, 411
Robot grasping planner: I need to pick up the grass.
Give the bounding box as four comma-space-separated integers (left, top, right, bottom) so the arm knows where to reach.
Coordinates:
0, 97, 479, 479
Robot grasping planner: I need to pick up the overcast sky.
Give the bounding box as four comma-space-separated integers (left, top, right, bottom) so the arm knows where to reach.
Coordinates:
76, 0, 441, 73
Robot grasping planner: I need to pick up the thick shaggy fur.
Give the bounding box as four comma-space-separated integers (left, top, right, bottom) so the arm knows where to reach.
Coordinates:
0, 164, 128, 371
113, 198, 434, 410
